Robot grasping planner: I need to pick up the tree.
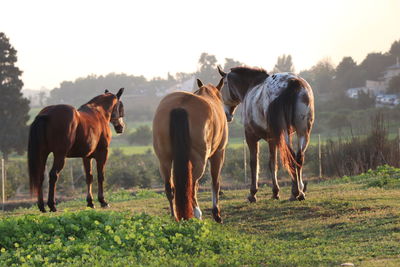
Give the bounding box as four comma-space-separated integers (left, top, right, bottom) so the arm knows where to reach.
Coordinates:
223, 58, 243, 72
300, 58, 335, 95
127, 125, 152, 145
272, 54, 295, 73
197, 52, 219, 84
359, 52, 393, 81
0, 32, 30, 159
334, 57, 363, 91
389, 39, 400, 58
38, 91, 47, 107
356, 90, 375, 109
387, 74, 400, 94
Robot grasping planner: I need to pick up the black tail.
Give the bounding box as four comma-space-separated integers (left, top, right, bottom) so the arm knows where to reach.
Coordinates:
169, 108, 193, 221
28, 115, 47, 196
267, 79, 302, 173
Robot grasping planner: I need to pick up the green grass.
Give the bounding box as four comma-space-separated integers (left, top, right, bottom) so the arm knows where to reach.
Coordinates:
110, 145, 153, 155
1, 166, 400, 266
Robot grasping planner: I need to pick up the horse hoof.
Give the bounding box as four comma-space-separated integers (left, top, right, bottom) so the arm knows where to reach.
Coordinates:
100, 202, 110, 208
212, 208, 222, 223
87, 203, 95, 209
49, 207, 57, 212
289, 195, 297, 201
214, 216, 223, 224
247, 195, 257, 203
271, 194, 280, 200
38, 204, 46, 213
297, 193, 306, 201
212, 214, 223, 224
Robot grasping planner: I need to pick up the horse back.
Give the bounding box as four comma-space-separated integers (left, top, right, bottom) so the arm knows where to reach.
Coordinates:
153, 92, 227, 160
243, 73, 314, 138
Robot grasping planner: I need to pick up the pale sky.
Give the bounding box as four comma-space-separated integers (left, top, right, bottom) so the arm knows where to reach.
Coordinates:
1, 0, 399, 90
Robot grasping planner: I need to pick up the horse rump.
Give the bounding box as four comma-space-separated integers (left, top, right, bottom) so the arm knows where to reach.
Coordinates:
28, 115, 47, 196
169, 108, 194, 220
266, 79, 302, 173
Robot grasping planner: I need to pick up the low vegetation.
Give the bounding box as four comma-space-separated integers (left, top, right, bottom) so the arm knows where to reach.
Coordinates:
1, 166, 399, 266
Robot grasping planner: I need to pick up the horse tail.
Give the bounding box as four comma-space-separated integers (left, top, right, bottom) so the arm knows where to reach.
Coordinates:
170, 108, 193, 221
28, 115, 47, 196
267, 78, 302, 173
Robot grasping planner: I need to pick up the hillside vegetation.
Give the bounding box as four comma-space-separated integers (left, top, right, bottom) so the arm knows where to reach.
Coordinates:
1, 166, 399, 266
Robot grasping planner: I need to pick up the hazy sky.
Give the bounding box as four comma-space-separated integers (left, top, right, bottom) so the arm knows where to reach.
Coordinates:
1, 0, 399, 90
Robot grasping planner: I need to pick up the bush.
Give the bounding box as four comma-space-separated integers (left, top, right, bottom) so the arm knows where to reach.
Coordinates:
321, 114, 400, 177
127, 125, 152, 145
0, 210, 257, 266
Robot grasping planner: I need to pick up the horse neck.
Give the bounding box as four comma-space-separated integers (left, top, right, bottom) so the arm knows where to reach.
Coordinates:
228, 72, 268, 102
227, 77, 251, 103
81, 100, 114, 121
196, 87, 222, 105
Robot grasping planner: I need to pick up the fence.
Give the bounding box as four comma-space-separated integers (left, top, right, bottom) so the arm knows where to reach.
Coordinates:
1, 124, 399, 212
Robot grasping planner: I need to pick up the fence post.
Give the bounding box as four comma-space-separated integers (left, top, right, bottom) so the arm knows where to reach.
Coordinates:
70, 165, 75, 192
318, 134, 322, 179
243, 138, 247, 184
398, 128, 400, 154
2, 158, 5, 212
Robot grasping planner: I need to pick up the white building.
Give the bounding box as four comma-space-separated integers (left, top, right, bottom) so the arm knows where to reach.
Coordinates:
346, 58, 400, 105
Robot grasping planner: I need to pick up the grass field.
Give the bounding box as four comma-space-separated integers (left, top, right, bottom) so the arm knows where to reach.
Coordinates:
1, 166, 399, 266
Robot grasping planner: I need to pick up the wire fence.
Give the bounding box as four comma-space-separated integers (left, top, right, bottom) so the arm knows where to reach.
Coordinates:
2, 125, 399, 212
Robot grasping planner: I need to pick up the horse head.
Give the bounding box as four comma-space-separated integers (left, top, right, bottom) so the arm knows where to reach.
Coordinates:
217, 66, 239, 122
195, 78, 224, 101
107, 88, 125, 134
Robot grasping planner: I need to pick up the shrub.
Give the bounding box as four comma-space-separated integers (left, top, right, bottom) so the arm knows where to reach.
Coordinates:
127, 125, 152, 145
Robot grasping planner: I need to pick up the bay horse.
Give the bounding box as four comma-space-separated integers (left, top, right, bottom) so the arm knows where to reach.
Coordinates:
28, 88, 125, 212
153, 78, 227, 223
217, 66, 314, 202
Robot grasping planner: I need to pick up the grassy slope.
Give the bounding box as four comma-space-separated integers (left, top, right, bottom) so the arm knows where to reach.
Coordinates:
1, 169, 399, 266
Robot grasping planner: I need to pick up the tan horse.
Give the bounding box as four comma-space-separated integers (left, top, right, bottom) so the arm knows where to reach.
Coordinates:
153, 78, 227, 223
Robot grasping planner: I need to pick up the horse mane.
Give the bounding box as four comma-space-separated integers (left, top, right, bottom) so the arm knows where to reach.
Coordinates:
79, 94, 115, 111
231, 66, 269, 86
229, 66, 269, 97
230, 66, 268, 76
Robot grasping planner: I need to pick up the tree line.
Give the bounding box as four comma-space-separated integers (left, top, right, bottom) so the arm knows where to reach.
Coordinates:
1, 30, 400, 158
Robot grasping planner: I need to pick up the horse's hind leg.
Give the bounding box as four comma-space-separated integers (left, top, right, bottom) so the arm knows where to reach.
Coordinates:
209, 149, 225, 223
245, 131, 260, 203
191, 153, 207, 219
83, 158, 95, 208
159, 161, 174, 217
294, 132, 310, 200
37, 152, 49, 212
48, 154, 66, 212
267, 141, 280, 200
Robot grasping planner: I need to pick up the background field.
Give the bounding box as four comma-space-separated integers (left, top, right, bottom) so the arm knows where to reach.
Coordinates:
1, 166, 399, 266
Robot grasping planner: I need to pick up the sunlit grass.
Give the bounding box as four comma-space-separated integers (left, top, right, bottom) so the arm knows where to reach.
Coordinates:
2, 167, 399, 266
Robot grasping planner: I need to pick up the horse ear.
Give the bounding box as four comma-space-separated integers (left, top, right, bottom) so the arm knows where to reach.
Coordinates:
217, 65, 227, 77
216, 78, 224, 91
196, 79, 203, 88
105, 89, 109, 93
116, 88, 124, 99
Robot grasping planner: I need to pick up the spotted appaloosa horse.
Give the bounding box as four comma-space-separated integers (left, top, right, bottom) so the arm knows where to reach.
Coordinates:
28, 88, 125, 212
218, 66, 314, 202
153, 78, 227, 223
